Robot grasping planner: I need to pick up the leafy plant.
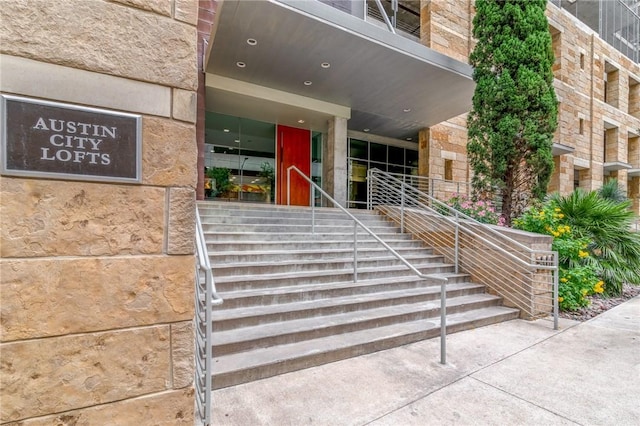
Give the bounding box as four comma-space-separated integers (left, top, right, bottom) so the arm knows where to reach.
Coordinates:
550, 190, 640, 295
467, 0, 558, 225
514, 201, 603, 309
258, 162, 275, 202
206, 167, 232, 197
598, 179, 627, 203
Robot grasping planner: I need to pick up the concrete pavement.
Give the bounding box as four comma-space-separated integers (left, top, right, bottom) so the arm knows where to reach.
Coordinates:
212, 296, 640, 425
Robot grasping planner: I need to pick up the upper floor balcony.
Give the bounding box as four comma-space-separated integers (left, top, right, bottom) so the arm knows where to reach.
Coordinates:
551, 0, 639, 64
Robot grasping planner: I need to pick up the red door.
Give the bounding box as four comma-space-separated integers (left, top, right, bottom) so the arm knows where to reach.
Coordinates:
276, 125, 311, 206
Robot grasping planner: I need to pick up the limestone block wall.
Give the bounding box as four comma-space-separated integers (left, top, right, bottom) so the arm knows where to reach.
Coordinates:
419, 0, 640, 210
0, 0, 199, 423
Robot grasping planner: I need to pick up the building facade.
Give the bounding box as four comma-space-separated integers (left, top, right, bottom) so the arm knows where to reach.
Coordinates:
1, 0, 638, 424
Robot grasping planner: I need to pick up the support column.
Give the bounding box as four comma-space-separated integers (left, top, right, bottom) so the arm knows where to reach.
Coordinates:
418, 128, 431, 177
629, 176, 640, 216
323, 116, 348, 207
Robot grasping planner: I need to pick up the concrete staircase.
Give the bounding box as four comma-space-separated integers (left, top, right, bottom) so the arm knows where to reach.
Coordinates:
199, 201, 520, 389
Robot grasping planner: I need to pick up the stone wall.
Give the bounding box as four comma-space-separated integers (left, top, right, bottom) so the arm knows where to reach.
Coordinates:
0, 0, 198, 423
419, 0, 640, 212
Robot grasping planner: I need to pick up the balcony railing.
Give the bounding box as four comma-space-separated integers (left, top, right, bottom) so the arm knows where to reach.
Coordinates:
319, 0, 421, 41
551, 0, 639, 64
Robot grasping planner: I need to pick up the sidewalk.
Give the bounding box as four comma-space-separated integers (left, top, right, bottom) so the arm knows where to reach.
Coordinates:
211, 296, 640, 425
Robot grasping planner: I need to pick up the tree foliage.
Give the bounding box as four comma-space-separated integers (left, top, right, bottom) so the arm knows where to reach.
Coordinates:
467, 0, 558, 224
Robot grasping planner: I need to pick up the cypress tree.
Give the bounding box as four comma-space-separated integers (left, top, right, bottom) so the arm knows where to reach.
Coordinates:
467, 0, 558, 225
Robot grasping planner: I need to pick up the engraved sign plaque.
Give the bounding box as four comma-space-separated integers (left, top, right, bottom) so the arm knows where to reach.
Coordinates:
1, 95, 142, 183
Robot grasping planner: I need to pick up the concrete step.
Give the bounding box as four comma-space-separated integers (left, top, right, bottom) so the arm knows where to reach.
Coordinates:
213, 263, 456, 291
211, 306, 520, 389
212, 291, 498, 355
206, 238, 426, 253
215, 273, 473, 309
212, 284, 501, 331
209, 246, 435, 264
202, 223, 401, 234
199, 213, 392, 226
197, 201, 376, 218
211, 254, 445, 277
204, 231, 414, 242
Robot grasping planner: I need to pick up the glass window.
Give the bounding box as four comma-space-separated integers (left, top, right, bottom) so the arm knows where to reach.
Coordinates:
370, 142, 387, 163
350, 139, 368, 160
406, 149, 418, 168
370, 161, 387, 173
388, 146, 404, 165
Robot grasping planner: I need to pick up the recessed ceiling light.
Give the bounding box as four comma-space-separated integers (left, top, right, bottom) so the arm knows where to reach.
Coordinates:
247, 38, 257, 46
321, 62, 330, 68
363, 128, 370, 132
234, 139, 240, 143
303, 81, 312, 86
210, 149, 214, 152
298, 119, 305, 124
236, 61, 246, 68
406, 137, 413, 141
403, 108, 411, 113
223, 128, 230, 132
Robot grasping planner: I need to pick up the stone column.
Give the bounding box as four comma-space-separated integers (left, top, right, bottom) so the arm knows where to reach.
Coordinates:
0, 0, 199, 423
323, 116, 348, 207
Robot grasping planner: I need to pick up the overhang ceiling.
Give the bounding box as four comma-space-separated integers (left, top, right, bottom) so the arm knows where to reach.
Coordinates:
205, 0, 475, 141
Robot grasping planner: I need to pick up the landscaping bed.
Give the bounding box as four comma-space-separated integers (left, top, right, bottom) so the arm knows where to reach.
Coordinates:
558, 283, 640, 321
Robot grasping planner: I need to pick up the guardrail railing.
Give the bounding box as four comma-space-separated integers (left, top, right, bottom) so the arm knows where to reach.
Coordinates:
194, 206, 223, 426
287, 165, 451, 364
368, 168, 559, 329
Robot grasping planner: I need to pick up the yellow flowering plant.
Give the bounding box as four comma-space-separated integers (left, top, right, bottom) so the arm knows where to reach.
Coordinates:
514, 201, 602, 311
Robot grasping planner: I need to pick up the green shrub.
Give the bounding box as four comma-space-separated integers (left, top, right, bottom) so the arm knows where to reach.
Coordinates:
550, 190, 640, 295
514, 202, 600, 309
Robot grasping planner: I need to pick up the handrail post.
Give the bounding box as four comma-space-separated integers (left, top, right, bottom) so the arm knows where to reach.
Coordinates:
440, 279, 447, 365
353, 221, 358, 282
311, 185, 315, 235
287, 167, 291, 206
367, 169, 372, 210
454, 211, 460, 274
553, 252, 559, 330
400, 182, 405, 233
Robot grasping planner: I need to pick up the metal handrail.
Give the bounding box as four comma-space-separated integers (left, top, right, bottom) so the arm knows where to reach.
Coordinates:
368, 168, 559, 329
287, 165, 450, 364
194, 206, 223, 426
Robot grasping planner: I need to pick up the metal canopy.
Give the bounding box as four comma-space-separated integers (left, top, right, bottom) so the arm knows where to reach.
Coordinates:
205, 0, 474, 141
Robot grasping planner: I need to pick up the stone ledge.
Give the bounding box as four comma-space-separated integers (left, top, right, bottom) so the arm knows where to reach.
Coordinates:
0, 55, 171, 117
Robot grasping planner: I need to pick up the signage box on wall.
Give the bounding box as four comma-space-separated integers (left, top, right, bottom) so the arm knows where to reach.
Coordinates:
1, 95, 142, 183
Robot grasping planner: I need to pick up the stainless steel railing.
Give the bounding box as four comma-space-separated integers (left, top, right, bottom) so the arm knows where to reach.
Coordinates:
194, 206, 223, 426
381, 171, 502, 212
287, 165, 451, 364
368, 168, 559, 329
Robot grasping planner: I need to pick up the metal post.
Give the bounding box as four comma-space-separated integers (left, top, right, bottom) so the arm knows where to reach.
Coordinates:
440, 279, 447, 365
287, 167, 291, 206
367, 169, 372, 210
311, 186, 315, 235
454, 211, 460, 274
400, 182, 405, 233
353, 221, 358, 282
553, 253, 559, 330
